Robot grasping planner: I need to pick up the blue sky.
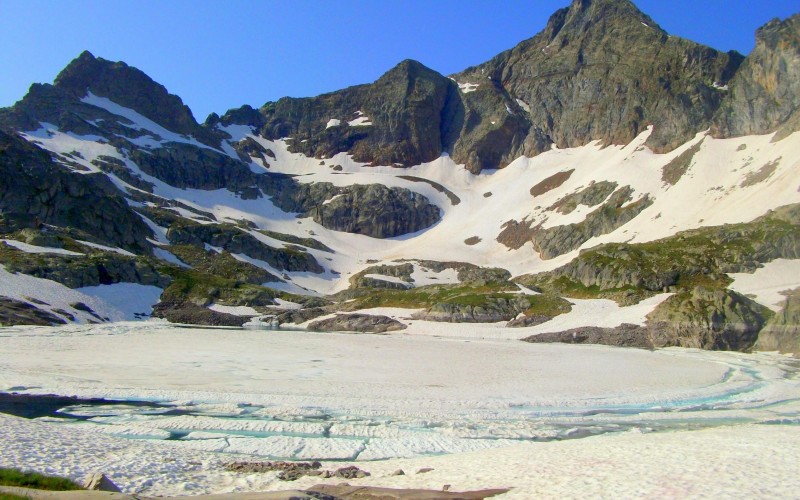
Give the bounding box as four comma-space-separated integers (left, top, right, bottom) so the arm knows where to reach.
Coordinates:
1, 0, 797, 121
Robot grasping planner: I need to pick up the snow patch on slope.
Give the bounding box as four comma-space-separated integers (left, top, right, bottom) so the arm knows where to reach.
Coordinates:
728, 259, 800, 312
0, 266, 160, 323
81, 92, 219, 152
1, 239, 83, 256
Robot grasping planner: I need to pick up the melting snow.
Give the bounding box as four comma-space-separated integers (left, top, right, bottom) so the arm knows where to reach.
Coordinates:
458, 82, 479, 93
207, 304, 258, 316
76, 240, 135, 257
81, 92, 220, 152
1, 239, 83, 256
728, 259, 800, 311
348, 112, 373, 127
515, 98, 531, 113
326, 119, 341, 129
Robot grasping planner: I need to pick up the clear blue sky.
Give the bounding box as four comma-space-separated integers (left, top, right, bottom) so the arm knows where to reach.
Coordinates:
1, 0, 797, 122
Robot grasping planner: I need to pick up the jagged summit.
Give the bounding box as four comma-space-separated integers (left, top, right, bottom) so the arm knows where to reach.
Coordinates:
713, 13, 800, 138
564, 0, 665, 32
451, 0, 742, 159
52, 50, 211, 143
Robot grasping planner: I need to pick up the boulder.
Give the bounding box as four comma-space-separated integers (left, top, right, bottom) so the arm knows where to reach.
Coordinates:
83, 472, 122, 492
308, 314, 406, 333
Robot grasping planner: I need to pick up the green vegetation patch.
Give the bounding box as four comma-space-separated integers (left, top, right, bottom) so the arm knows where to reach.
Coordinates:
169, 245, 280, 284
158, 264, 278, 307
0, 468, 83, 491
339, 282, 519, 310
518, 203, 800, 305
522, 294, 573, 317
0, 492, 32, 500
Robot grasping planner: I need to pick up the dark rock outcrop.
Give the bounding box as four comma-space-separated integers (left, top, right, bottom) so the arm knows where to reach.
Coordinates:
713, 14, 800, 138
413, 260, 512, 285
275, 307, 329, 325
754, 289, 800, 355
0, 242, 168, 289
450, 0, 743, 168
0, 130, 153, 254
151, 301, 247, 326
522, 288, 770, 351
310, 184, 440, 238
349, 263, 415, 289
54, 50, 218, 146
127, 144, 257, 193
166, 222, 323, 273
414, 296, 531, 323
646, 287, 771, 350
0, 297, 68, 326
255, 59, 459, 168
523, 323, 653, 348
308, 313, 407, 333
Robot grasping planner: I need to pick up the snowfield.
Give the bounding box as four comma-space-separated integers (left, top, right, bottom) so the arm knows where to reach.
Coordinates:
1, 322, 799, 497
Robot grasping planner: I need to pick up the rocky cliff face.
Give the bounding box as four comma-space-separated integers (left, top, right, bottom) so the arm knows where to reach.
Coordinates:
53, 51, 218, 146
234, 59, 460, 168
449, 0, 743, 168
755, 289, 800, 355
221, 0, 751, 174
713, 14, 800, 138
0, 130, 153, 254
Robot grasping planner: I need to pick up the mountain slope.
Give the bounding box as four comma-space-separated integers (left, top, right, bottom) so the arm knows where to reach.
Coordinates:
0, 0, 798, 353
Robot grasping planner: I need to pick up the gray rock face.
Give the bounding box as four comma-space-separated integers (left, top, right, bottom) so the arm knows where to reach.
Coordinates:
54, 51, 218, 146
450, 0, 743, 168
127, 144, 257, 193
498, 186, 652, 259
713, 14, 800, 138
0, 297, 67, 326
755, 289, 800, 356
310, 184, 440, 238
166, 222, 323, 273
256, 59, 458, 168
647, 288, 770, 351
523, 324, 653, 349
308, 313, 407, 333
414, 296, 531, 323
0, 131, 154, 254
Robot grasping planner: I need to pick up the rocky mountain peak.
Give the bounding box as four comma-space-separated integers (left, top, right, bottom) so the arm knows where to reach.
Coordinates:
712, 13, 800, 138
450, 0, 741, 161
756, 13, 800, 49
552, 0, 667, 50
53, 51, 215, 144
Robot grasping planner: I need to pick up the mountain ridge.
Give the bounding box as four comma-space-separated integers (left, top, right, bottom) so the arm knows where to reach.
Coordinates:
0, 0, 798, 354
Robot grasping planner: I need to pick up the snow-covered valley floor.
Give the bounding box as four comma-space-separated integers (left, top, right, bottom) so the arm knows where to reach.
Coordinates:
1, 321, 799, 497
